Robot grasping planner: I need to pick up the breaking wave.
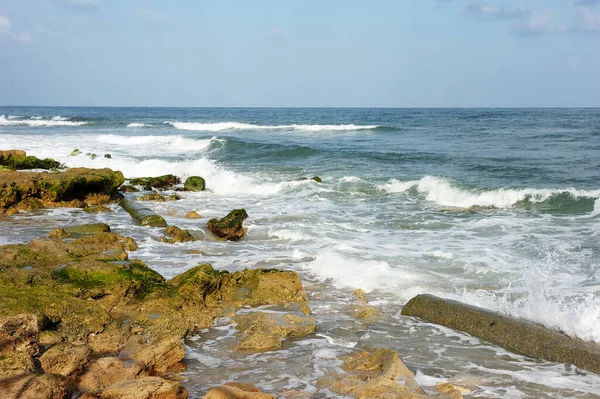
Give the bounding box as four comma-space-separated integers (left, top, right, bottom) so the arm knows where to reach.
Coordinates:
0, 115, 88, 127
166, 121, 382, 132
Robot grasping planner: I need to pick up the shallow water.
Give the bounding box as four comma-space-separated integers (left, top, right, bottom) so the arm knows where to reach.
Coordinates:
1, 107, 600, 398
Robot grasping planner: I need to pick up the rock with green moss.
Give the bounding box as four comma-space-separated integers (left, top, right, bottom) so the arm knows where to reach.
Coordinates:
0, 149, 62, 170
235, 311, 317, 351
63, 223, 111, 236
138, 193, 181, 202
207, 209, 248, 241
128, 174, 181, 190
0, 167, 124, 215
118, 185, 140, 193
71, 148, 82, 156
83, 205, 113, 214
119, 198, 167, 227
161, 226, 195, 243
184, 176, 205, 192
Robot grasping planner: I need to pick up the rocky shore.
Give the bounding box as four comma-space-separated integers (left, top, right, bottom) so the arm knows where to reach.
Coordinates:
1, 150, 599, 399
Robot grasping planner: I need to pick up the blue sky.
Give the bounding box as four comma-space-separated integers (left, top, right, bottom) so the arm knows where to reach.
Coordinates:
1, 0, 599, 107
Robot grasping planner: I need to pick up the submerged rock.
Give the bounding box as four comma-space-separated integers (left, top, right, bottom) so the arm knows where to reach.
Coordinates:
71, 148, 82, 156
185, 211, 202, 219
0, 149, 61, 170
118, 185, 140, 193
138, 193, 181, 202
99, 376, 188, 399
119, 199, 167, 227
0, 167, 124, 215
235, 311, 317, 351
128, 175, 181, 191
63, 223, 111, 235
162, 226, 195, 243
203, 383, 275, 399
207, 209, 248, 241
83, 205, 113, 214
184, 176, 205, 192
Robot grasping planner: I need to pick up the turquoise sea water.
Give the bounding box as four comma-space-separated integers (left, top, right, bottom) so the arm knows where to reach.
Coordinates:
1, 107, 599, 398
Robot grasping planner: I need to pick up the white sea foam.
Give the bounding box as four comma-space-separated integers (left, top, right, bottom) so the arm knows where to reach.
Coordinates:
95, 134, 216, 153
382, 176, 600, 208
127, 123, 153, 128
166, 121, 380, 132
0, 114, 88, 127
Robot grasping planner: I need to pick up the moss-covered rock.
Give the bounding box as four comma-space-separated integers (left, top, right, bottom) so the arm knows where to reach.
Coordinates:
63, 223, 111, 236
138, 193, 181, 202
207, 209, 248, 241
0, 167, 124, 214
184, 211, 202, 219
161, 226, 195, 243
119, 199, 167, 227
39, 342, 91, 377
128, 175, 180, 190
0, 150, 62, 170
235, 311, 317, 351
83, 205, 113, 214
118, 185, 140, 193
184, 176, 205, 192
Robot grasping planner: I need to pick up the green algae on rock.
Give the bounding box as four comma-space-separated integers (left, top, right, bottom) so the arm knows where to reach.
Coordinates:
119, 198, 167, 227
161, 226, 196, 243
138, 193, 181, 202
207, 209, 248, 241
184, 176, 206, 192
128, 174, 181, 190
0, 150, 62, 171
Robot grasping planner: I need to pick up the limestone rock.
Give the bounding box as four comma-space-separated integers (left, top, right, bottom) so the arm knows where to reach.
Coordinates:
0, 314, 39, 377
138, 193, 181, 202
77, 357, 145, 393
235, 311, 317, 351
119, 185, 140, 193
128, 175, 181, 191
162, 226, 195, 243
83, 205, 113, 214
203, 383, 275, 399
184, 176, 205, 192
0, 373, 68, 399
121, 336, 186, 372
207, 209, 248, 241
185, 211, 202, 219
39, 342, 91, 377
99, 376, 188, 399
0, 149, 61, 170
63, 223, 111, 236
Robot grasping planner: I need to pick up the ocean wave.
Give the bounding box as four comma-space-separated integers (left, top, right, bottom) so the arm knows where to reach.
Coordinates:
127, 123, 154, 128
0, 114, 88, 127
95, 134, 220, 153
381, 176, 600, 211
166, 121, 382, 132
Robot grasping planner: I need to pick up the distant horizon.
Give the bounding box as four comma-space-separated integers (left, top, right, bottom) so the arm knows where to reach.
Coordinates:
1, 105, 600, 110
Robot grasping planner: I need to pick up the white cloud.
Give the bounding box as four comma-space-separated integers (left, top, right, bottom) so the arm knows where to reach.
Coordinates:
0, 15, 33, 44
138, 9, 166, 25
58, 0, 100, 13
462, 2, 531, 20
511, 11, 566, 36
568, 57, 579, 71
572, 8, 600, 32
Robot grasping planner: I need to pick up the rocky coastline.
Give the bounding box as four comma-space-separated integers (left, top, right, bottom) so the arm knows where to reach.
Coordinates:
1, 150, 599, 399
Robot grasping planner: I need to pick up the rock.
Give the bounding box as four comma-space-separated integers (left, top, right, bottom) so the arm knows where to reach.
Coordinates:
128, 175, 181, 191
99, 376, 188, 399
321, 348, 427, 399
401, 294, 600, 375
104, 154, 112, 159
39, 330, 63, 346
89, 153, 98, 160
185, 211, 202, 219
77, 357, 145, 393
350, 289, 380, 320
203, 384, 275, 399
0, 150, 61, 170
119, 199, 167, 227
138, 193, 181, 202
235, 311, 317, 351
311, 176, 321, 183
0, 167, 124, 214
71, 149, 82, 156
188, 249, 206, 255
162, 226, 195, 243
0, 314, 39, 377
63, 223, 111, 235
121, 336, 186, 372
48, 228, 72, 239
0, 373, 68, 399
83, 205, 113, 214
183, 176, 205, 192
39, 342, 91, 377
119, 185, 140, 193
207, 209, 248, 241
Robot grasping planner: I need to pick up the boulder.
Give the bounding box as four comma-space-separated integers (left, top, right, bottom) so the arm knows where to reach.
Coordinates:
71, 149, 82, 156
119, 199, 167, 227
184, 211, 202, 219
83, 205, 113, 214
138, 193, 181, 202
350, 289, 380, 320
235, 311, 317, 351
207, 209, 248, 241
0, 150, 61, 170
0, 373, 68, 399
203, 383, 275, 399
99, 376, 188, 399
162, 226, 195, 243
0, 314, 39, 377
118, 185, 140, 193
321, 348, 427, 399
0, 167, 124, 214
63, 223, 111, 236
39, 342, 91, 377
77, 357, 145, 393
183, 176, 205, 192
401, 294, 600, 375
128, 175, 181, 191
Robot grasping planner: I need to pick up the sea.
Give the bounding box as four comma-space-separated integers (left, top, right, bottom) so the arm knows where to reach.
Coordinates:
0, 107, 599, 398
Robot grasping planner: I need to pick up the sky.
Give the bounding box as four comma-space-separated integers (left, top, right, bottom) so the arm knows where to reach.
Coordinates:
0, 0, 599, 107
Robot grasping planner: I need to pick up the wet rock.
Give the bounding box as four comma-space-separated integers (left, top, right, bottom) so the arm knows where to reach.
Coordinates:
128, 175, 181, 191
184, 211, 202, 219
63, 223, 111, 235
235, 311, 317, 351
39, 330, 63, 346
0, 167, 124, 214
203, 383, 275, 399
207, 209, 248, 241
120, 336, 186, 372
184, 176, 205, 192
188, 249, 206, 255
99, 376, 188, 399
162, 226, 195, 244
0, 314, 39, 377
0, 373, 69, 399
77, 357, 145, 393
321, 348, 427, 399
39, 342, 91, 377
295, 176, 321, 183
0, 149, 61, 170
350, 289, 380, 320
104, 154, 112, 159
71, 149, 82, 156
88, 153, 98, 160
48, 228, 72, 239
119, 185, 140, 193
401, 294, 600, 375
83, 205, 113, 214
119, 199, 167, 227
138, 193, 181, 202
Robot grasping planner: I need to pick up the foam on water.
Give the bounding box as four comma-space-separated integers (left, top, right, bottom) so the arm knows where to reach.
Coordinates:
96, 134, 217, 153
382, 176, 600, 209
0, 114, 88, 127
166, 121, 380, 132
127, 123, 154, 128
